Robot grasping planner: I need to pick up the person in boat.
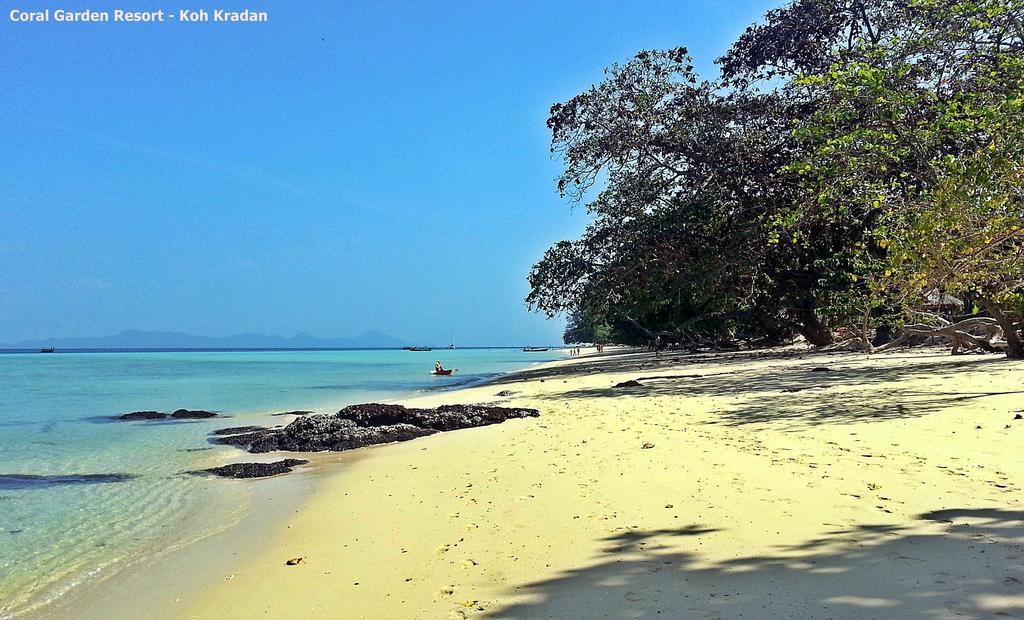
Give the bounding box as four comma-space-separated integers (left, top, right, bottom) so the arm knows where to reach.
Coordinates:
435, 361, 445, 373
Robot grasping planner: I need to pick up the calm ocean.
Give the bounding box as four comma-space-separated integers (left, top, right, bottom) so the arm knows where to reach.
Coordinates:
0, 348, 560, 617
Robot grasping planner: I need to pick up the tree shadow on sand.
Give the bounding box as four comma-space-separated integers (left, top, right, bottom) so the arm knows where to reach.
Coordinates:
527, 352, 1022, 429
494, 348, 844, 389
490, 508, 1024, 619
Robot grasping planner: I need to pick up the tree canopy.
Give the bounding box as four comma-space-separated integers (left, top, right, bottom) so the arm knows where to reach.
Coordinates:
528, 0, 1024, 357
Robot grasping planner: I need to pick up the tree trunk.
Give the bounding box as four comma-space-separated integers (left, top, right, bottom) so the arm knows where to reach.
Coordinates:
871, 324, 895, 347
794, 309, 834, 346
984, 300, 1024, 359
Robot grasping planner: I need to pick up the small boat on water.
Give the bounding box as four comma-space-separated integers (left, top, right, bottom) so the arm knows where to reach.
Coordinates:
522, 347, 549, 352
403, 346, 432, 351
431, 368, 455, 376
39, 347, 55, 353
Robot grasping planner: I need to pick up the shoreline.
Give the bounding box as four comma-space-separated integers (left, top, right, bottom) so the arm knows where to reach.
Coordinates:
188, 346, 1024, 619
24, 352, 575, 620
30, 346, 1024, 618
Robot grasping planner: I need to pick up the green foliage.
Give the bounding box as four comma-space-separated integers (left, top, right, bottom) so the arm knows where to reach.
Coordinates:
528, 49, 844, 345
529, 0, 1024, 355
564, 312, 607, 344
788, 0, 1024, 340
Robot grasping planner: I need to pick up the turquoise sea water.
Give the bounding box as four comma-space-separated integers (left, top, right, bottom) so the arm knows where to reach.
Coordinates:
0, 348, 560, 617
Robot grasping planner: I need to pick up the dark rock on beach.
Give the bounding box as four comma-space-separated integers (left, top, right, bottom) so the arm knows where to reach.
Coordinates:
212, 431, 270, 448
212, 425, 269, 436
613, 380, 643, 388
118, 411, 167, 420
214, 403, 540, 454
272, 410, 314, 417
190, 459, 309, 479
335, 403, 539, 432
171, 409, 218, 419
220, 418, 437, 453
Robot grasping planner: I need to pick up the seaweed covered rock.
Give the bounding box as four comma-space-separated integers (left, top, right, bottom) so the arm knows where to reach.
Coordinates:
213, 403, 540, 454
211, 425, 270, 436
253, 416, 436, 453
118, 411, 167, 420
215, 417, 435, 453
213, 430, 271, 448
190, 459, 308, 479
119, 409, 220, 421
334, 403, 540, 431
171, 409, 218, 419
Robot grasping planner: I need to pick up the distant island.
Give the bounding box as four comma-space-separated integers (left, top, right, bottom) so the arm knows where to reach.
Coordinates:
0, 329, 406, 350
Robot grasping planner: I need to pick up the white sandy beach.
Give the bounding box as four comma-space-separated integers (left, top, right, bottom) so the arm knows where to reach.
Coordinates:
128, 347, 1024, 619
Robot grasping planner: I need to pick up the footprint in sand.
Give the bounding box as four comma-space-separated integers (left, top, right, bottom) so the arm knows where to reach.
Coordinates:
449, 600, 485, 618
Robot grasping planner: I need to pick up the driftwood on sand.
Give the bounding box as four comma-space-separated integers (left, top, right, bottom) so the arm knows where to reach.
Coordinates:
853, 310, 1022, 357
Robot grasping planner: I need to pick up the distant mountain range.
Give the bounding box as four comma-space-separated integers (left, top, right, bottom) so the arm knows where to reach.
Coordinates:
0, 330, 407, 350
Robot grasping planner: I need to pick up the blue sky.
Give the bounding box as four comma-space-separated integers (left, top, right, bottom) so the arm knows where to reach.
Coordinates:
0, 0, 778, 345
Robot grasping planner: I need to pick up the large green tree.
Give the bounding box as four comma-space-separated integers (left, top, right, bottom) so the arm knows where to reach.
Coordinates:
529, 0, 1024, 356
528, 50, 841, 345
784, 0, 1024, 355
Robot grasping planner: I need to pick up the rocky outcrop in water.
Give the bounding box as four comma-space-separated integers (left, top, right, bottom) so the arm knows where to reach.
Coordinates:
212, 403, 539, 454
118, 409, 219, 421
189, 459, 309, 479
211, 425, 271, 435
171, 409, 218, 419
119, 411, 167, 420
0, 473, 139, 490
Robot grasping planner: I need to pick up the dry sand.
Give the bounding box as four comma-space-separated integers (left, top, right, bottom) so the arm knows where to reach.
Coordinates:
185, 348, 1024, 619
